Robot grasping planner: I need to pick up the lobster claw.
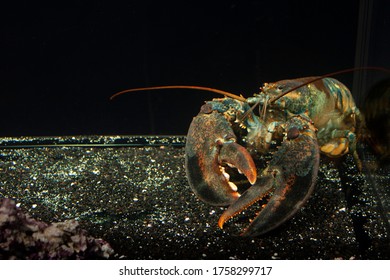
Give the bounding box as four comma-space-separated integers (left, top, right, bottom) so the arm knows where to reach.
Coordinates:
185, 110, 257, 206
219, 116, 320, 236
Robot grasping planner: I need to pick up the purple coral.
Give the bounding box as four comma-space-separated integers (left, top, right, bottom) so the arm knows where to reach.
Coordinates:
0, 198, 113, 259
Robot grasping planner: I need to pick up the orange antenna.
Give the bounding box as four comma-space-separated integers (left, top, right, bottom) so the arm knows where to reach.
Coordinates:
110, 85, 246, 102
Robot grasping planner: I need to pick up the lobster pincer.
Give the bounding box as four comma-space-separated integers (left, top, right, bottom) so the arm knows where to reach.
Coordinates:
218, 116, 320, 236
185, 106, 257, 206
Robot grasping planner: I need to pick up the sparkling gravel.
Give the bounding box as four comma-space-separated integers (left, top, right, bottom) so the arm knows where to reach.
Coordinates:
0, 136, 389, 259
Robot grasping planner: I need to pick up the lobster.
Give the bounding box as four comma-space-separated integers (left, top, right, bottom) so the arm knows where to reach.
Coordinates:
111, 69, 387, 237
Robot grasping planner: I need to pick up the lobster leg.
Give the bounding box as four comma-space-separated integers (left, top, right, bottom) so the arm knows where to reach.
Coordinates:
219, 116, 320, 236
185, 110, 257, 206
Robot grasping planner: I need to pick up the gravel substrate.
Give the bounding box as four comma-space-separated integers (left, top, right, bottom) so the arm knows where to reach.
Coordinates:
0, 136, 389, 259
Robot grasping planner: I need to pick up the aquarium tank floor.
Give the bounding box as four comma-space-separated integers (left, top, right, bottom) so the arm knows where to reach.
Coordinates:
0, 136, 389, 259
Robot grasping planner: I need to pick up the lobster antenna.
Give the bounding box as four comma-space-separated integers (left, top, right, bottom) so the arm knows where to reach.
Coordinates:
269, 66, 390, 104
110, 85, 246, 102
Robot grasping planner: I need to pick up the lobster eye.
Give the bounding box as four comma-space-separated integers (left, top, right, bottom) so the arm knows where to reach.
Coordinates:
287, 127, 300, 140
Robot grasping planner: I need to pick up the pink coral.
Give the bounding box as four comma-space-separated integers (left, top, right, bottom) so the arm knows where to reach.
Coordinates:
0, 198, 113, 259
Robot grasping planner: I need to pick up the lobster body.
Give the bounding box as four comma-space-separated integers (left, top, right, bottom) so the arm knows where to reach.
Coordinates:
185, 77, 362, 236
248, 77, 361, 157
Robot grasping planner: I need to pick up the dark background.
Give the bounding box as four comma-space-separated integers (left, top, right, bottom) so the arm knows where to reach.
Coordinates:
0, 0, 389, 137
